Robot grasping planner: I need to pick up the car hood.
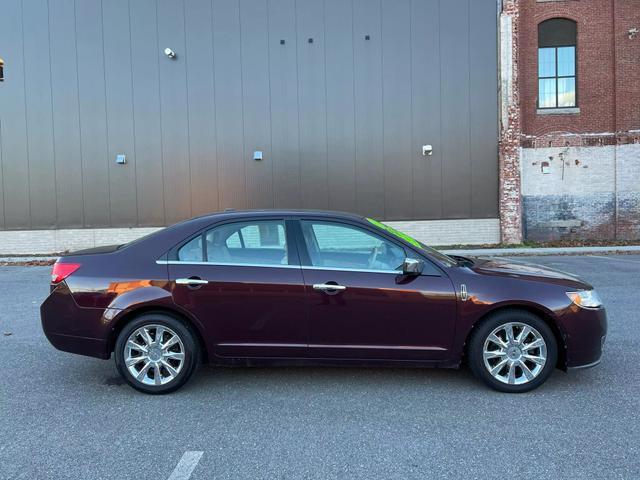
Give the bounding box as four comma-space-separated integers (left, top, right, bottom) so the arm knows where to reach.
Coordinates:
468, 256, 592, 289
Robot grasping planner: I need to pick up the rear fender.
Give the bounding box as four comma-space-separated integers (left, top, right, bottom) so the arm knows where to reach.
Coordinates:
102, 286, 209, 357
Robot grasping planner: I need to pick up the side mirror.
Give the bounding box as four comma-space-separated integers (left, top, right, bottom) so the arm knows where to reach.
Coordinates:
401, 258, 423, 275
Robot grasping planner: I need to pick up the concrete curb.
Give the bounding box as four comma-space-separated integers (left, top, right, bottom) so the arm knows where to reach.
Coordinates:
0, 256, 59, 264
440, 245, 640, 257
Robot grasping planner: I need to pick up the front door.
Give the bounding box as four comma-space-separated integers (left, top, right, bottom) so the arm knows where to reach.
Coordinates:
297, 219, 457, 361
168, 218, 307, 358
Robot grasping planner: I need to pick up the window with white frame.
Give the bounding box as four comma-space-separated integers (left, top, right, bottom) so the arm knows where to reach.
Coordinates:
538, 18, 577, 109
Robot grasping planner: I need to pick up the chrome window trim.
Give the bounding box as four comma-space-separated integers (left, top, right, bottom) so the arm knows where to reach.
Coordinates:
157, 259, 402, 275
156, 259, 300, 269
304, 265, 402, 275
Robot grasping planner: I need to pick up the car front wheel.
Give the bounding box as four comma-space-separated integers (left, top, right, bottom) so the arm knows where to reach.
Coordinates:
468, 310, 558, 393
114, 313, 199, 394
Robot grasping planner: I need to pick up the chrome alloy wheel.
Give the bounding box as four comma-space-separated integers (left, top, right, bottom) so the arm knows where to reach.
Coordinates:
482, 322, 547, 385
124, 324, 185, 386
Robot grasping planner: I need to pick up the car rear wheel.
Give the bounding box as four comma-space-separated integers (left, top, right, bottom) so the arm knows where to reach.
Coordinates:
115, 313, 199, 394
468, 310, 558, 393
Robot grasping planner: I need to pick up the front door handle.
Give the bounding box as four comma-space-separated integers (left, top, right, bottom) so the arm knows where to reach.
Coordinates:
313, 283, 346, 294
176, 277, 209, 288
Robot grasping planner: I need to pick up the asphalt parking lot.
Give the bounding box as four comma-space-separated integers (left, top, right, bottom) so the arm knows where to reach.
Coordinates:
1, 254, 639, 480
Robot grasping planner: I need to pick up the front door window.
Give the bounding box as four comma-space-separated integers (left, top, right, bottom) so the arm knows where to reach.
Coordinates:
300, 220, 405, 272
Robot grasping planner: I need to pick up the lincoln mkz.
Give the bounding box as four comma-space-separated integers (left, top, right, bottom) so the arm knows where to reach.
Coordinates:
41, 210, 607, 393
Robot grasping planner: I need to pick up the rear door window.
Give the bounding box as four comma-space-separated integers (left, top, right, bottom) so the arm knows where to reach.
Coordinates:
178, 220, 290, 266
206, 220, 289, 266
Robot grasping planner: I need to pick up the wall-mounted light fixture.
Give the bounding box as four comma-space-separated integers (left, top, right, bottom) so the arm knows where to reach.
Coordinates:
164, 48, 176, 59
422, 144, 433, 156
629, 27, 638, 40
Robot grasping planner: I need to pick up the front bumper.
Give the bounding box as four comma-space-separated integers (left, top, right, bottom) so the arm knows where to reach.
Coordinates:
40, 283, 111, 359
567, 356, 602, 371
560, 305, 607, 369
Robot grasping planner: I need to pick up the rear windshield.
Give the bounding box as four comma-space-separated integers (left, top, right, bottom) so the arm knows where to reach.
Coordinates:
116, 228, 164, 250
366, 218, 457, 267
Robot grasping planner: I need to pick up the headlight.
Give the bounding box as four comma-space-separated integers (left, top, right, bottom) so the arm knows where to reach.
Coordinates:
566, 290, 602, 308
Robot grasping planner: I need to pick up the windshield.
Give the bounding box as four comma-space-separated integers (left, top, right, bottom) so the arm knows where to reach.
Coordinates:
366, 218, 457, 267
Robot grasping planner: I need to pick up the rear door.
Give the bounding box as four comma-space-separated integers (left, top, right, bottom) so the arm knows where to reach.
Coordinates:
296, 219, 457, 361
168, 218, 308, 358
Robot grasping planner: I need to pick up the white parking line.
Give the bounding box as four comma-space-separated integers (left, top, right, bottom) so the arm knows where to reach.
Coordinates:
167, 451, 204, 480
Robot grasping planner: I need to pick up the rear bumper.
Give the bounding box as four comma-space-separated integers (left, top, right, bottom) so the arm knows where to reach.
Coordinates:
41, 283, 111, 359
43, 331, 110, 359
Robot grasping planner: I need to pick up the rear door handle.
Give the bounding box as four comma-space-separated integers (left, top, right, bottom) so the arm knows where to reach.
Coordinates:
313, 283, 346, 294
176, 277, 209, 287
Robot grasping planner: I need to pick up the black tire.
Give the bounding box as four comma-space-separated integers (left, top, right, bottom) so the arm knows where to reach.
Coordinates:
467, 309, 558, 393
114, 313, 200, 394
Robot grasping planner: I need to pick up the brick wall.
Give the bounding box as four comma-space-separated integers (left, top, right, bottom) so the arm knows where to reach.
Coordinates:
516, 0, 640, 241
521, 136, 640, 240
614, 0, 640, 133
520, 0, 619, 135
499, 0, 524, 244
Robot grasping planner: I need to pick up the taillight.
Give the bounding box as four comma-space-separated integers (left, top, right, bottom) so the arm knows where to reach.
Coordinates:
51, 262, 81, 284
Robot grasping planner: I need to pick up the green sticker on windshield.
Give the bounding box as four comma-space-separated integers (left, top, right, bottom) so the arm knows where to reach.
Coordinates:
366, 218, 423, 249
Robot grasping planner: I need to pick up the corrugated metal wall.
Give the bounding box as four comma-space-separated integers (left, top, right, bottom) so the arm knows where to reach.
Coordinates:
0, 0, 498, 230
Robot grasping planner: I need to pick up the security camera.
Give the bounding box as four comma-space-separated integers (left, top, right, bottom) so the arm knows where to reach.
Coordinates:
164, 48, 176, 59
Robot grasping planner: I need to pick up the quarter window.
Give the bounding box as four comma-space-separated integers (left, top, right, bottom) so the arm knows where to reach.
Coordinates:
177, 235, 203, 262
301, 221, 405, 272
538, 18, 577, 109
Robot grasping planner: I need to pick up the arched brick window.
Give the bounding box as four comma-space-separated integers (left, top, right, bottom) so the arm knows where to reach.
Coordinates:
538, 18, 577, 109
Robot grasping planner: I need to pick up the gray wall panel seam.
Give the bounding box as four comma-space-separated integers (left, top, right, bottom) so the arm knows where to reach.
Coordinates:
155, 0, 167, 226
211, 0, 221, 211
20, 0, 33, 228
238, 0, 248, 210
182, 0, 193, 218
73, 0, 86, 227
47, 0, 59, 228
468, 0, 473, 217
266, 0, 275, 208
323, 0, 330, 207
128, 0, 139, 226
409, 0, 414, 220
437, 0, 443, 219
350, 0, 358, 213
295, 0, 302, 209
99, 0, 112, 226
379, 0, 385, 219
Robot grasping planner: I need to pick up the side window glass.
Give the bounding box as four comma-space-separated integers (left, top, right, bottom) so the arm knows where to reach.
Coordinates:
238, 223, 285, 249
225, 231, 242, 248
205, 220, 289, 266
301, 221, 405, 271
177, 235, 203, 262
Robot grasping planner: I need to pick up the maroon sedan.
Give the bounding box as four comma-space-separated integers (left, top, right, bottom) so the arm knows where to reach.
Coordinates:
41, 210, 606, 394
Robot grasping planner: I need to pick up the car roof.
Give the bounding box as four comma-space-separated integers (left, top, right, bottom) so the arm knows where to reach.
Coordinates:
191, 209, 366, 223
120, 209, 370, 258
